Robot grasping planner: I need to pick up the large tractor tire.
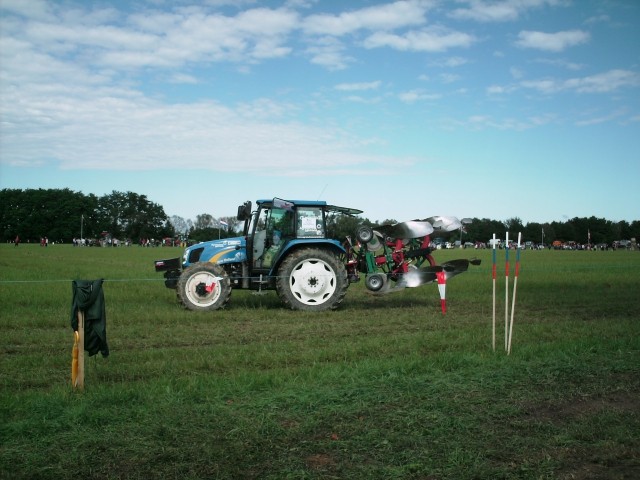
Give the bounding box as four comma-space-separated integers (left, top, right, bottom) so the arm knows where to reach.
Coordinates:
276, 248, 349, 311
177, 262, 231, 311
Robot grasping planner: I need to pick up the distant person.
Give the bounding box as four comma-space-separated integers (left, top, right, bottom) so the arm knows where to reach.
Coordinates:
14, 235, 20, 246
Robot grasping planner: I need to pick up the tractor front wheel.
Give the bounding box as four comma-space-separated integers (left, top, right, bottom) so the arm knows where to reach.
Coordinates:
276, 248, 348, 311
177, 263, 231, 311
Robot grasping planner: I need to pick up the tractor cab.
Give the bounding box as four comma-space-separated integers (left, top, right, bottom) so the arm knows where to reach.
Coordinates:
242, 198, 361, 275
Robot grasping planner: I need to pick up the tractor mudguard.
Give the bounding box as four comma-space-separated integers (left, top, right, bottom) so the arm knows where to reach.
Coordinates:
268, 238, 346, 275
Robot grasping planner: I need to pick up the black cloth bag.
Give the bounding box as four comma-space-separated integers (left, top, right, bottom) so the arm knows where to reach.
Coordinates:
70, 279, 109, 357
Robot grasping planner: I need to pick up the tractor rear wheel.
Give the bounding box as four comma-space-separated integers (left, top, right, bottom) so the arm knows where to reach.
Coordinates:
177, 263, 231, 311
276, 248, 348, 311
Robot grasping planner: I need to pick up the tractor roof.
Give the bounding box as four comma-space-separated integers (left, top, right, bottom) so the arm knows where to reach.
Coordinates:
256, 198, 363, 216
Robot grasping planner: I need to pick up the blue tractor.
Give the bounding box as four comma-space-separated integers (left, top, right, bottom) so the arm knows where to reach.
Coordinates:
155, 198, 363, 312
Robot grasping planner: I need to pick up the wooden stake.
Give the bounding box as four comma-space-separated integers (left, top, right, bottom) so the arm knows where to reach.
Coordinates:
71, 331, 79, 386
75, 310, 85, 390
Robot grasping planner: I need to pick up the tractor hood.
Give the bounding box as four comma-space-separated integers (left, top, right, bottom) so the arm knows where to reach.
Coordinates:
183, 236, 247, 267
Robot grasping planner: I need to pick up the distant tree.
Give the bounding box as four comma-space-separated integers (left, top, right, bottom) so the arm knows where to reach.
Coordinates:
378, 218, 399, 226
95, 191, 169, 241
613, 220, 632, 242
218, 216, 239, 235
523, 222, 543, 245
630, 221, 640, 241
194, 213, 216, 230
186, 214, 230, 241
169, 216, 191, 237
326, 213, 372, 241
503, 217, 524, 238
551, 220, 575, 243
0, 188, 94, 243
189, 227, 224, 243
464, 218, 505, 243
541, 222, 555, 246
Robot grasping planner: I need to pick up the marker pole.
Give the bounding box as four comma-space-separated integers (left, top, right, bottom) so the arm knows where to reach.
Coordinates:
508, 232, 522, 355
492, 233, 497, 351
504, 232, 510, 352
436, 270, 446, 315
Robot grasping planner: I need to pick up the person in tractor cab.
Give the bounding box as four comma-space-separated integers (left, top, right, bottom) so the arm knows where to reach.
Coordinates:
258, 208, 294, 268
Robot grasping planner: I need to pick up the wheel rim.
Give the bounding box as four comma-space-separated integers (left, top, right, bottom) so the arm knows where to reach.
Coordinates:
289, 258, 337, 305
356, 226, 373, 243
184, 271, 223, 307
366, 274, 385, 291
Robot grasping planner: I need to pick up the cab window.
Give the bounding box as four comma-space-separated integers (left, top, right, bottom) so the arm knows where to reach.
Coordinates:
296, 207, 325, 238
252, 206, 294, 268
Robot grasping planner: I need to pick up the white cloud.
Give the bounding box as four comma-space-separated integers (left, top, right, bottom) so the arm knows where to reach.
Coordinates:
450, 1, 521, 22
516, 30, 590, 52
302, 0, 431, 36
534, 58, 585, 71
168, 73, 200, 84
440, 73, 460, 83
398, 89, 441, 103
584, 14, 610, 25
510, 67, 524, 79
564, 69, 640, 93
334, 81, 382, 91
458, 113, 553, 131
487, 85, 509, 94
305, 37, 353, 70
449, 0, 563, 23
520, 69, 640, 94
363, 26, 476, 52
5, 4, 300, 71
519, 78, 559, 93
0, 1, 400, 178
342, 95, 382, 104
0, 0, 56, 21
0, 83, 396, 175
575, 108, 627, 126
442, 56, 468, 67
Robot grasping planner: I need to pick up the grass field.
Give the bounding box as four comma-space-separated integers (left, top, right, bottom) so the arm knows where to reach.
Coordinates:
1, 243, 639, 479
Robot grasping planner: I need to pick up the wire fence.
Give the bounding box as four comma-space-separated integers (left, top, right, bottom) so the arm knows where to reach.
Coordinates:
0, 260, 638, 286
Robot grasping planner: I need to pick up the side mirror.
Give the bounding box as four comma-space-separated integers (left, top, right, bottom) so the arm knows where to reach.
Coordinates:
237, 201, 252, 221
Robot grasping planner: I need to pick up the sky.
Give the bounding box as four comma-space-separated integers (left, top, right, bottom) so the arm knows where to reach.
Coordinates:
1, 0, 639, 225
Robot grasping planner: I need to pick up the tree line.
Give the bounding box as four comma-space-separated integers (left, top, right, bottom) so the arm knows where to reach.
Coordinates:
1, 189, 172, 244
1, 188, 638, 246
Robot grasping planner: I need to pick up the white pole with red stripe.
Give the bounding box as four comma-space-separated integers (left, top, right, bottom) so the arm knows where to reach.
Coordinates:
492, 233, 497, 351
436, 270, 446, 315
508, 232, 522, 355
504, 232, 510, 351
